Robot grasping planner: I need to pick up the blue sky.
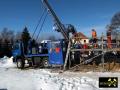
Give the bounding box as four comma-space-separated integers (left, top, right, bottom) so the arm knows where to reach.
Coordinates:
0, 0, 120, 39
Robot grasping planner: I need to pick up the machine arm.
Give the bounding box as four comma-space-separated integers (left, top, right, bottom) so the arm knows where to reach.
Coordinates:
42, 0, 69, 41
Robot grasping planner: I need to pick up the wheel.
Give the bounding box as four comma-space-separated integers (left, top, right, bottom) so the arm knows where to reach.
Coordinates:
29, 61, 33, 67
13, 58, 16, 63
17, 58, 24, 69
43, 58, 49, 68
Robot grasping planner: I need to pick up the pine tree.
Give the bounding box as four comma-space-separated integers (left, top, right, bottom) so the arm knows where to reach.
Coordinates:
21, 27, 31, 54
21, 27, 31, 42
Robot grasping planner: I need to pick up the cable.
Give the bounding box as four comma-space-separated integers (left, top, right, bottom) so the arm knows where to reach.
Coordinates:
36, 12, 48, 41
32, 9, 46, 39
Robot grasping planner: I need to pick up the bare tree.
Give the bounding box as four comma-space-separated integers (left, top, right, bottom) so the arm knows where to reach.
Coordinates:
110, 12, 120, 30
108, 12, 120, 43
0, 28, 15, 57
1, 28, 15, 44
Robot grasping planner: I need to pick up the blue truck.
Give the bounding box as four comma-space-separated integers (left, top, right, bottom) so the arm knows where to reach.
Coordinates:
12, 40, 67, 69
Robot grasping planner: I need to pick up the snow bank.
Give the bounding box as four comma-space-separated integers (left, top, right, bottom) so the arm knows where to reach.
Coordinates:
0, 56, 119, 90
0, 65, 119, 90
0, 56, 16, 68
32, 70, 120, 90
33, 70, 99, 90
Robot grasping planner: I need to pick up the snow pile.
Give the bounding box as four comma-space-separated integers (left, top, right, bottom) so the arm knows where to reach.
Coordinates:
0, 57, 119, 90
33, 70, 99, 90
0, 66, 119, 90
0, 56, 16, 68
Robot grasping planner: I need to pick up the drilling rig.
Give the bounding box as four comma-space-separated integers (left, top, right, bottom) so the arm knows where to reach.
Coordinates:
12, 0, 77, 69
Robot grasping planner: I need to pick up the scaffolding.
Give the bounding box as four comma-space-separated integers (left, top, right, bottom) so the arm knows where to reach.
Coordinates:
63, 35, 120, 72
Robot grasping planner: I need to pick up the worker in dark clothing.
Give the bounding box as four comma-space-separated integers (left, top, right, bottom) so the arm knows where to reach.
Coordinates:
75, 41, 82, 49
92, 29, 97, 48
74, 41, 81, 64
35, 43, 39, 54
107, 29, 112, 48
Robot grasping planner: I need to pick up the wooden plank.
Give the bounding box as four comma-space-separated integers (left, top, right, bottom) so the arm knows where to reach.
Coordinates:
70, 48, 120, 52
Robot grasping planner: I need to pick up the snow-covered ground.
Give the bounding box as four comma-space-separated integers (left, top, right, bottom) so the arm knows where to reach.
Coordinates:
0, 56, 120, 90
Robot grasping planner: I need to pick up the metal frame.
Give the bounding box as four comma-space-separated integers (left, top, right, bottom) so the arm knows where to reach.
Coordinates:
63, 36, 120, 71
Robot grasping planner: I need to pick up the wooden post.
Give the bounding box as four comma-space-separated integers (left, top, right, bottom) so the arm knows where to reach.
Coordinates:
93, 61, 96, 72
101, 32, 104, 49
102, 52, 105, 72
101, 32, 105, 72
69, 52, 71, 69
63, 40, 71, 70
109, 61, 110, 71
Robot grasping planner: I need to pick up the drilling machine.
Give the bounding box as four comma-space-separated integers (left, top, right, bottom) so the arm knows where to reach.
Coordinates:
12, 0, 77, 69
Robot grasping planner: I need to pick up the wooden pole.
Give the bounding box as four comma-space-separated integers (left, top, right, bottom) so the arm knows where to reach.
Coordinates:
102, 52, 105, 72
101, 32, 104, 49
63, 40, 71, 70
69, 52, 71, 69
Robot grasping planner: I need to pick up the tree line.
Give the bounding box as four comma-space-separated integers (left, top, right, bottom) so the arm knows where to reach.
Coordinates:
0, 27, 31, 57
0, 27, 30, 44
0, 26, 58, 57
